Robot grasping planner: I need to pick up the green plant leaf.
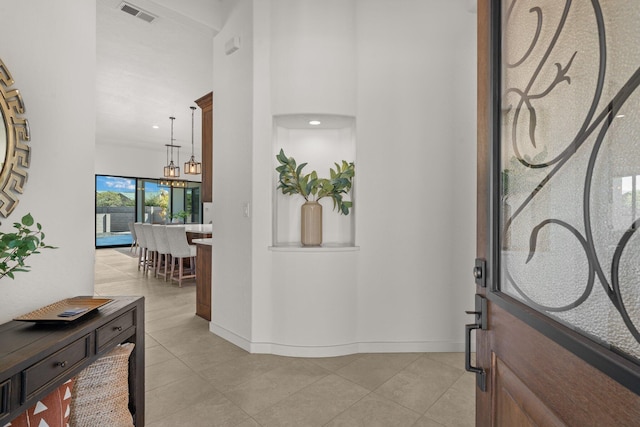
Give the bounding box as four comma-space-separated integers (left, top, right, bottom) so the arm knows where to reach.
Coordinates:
276, 148, 287, 163
21, 214, 34, 227
306, 178, 318, 196
299, 174, 309, 197
296, 162, 308, 178
26, 240, 37, 251
275, 151, 354, 214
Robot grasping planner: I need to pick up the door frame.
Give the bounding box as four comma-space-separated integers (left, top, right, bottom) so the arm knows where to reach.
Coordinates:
476, 0, 640, 420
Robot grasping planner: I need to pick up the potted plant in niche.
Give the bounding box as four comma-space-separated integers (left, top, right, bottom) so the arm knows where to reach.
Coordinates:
0, 213, 55, 280
276, 148, 355, 246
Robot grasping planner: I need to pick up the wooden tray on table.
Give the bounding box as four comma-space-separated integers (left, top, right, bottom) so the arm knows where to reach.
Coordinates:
13, 297, 113, 323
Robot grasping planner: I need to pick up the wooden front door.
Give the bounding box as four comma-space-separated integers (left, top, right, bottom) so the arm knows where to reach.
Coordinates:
474, 0, 640, 425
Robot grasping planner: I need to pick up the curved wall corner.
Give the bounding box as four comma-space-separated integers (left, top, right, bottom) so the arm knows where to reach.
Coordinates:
266, 250, 359, 357
270, 0, 356, 116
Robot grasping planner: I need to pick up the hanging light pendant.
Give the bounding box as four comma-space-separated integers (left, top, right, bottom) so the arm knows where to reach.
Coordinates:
184, 106, 202, 175
163, 116, 181, 178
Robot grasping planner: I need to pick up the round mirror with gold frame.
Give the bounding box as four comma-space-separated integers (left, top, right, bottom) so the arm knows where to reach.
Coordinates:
0, 58, 30, 217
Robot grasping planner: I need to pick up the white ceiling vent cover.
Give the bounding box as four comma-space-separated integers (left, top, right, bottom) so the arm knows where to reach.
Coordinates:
118, 2, 157, 23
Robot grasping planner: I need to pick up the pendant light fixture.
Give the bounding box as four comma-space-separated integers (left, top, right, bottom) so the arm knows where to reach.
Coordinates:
159, 115, 187, 188
163, 116, 181, 178
164, 117, 180, 178
184, 106, 202, 175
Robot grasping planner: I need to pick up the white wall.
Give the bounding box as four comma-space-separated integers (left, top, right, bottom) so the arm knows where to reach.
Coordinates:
250, 0, 275, 344
355, 0, 476, 349
211, 0, 477, 354
211, 0, 255, 342
95, 144, 167, 179
0, 0, 96, 323
270, 0, 356, 116
448, 4, 478, 341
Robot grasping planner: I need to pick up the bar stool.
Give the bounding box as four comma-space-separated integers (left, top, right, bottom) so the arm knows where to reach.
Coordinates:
133, 222, 147, 272
142, 224, 157, 276
128, 221, 138, 254
166, 226, 197, 287
152, 225, 171, 281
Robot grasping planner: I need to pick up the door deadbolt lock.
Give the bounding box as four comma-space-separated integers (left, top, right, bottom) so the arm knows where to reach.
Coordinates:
474, 258, 486, 287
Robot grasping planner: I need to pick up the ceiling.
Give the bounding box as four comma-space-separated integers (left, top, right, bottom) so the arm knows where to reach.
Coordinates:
96, 0, 232, 154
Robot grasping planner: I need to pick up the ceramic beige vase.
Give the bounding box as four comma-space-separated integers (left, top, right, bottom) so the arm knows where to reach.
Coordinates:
301, 201, 322, 246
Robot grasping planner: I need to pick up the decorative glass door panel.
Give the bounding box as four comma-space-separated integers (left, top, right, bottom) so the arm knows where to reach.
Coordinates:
500, 1, 640, 362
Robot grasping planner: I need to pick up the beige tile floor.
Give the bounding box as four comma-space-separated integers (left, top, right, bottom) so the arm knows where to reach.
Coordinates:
95, 248, 475, 427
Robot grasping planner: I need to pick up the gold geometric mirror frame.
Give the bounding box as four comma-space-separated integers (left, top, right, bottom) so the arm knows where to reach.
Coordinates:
0, 58, 30, 218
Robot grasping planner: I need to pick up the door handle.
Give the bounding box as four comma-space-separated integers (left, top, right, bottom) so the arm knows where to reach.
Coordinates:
465, 294, 487, 392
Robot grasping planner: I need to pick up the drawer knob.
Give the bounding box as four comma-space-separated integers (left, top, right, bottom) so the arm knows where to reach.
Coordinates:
114, 326, 123, 332
57, 361, 67, 368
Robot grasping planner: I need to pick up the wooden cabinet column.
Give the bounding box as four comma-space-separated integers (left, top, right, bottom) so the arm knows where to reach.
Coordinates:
195, 241, 212, 320
195, 92, 213, 202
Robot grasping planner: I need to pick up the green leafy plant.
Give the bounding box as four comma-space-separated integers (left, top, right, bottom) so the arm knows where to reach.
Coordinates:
0, 213, 56, 280
276, 148, 355, 215
170, 210, 189, 221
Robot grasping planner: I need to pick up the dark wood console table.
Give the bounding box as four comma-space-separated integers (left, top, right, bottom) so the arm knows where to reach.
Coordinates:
0, 296, 145, 426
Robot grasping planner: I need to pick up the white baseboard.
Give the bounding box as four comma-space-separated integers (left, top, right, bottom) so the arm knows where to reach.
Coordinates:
210, 322, 465, 357
209, 322, 252, 352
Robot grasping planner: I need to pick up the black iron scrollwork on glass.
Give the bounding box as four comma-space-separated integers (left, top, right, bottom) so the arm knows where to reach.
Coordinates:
501, 0, 640, 345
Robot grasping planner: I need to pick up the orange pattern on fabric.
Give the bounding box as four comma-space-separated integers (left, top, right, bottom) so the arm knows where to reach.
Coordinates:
4, 378, 74, 427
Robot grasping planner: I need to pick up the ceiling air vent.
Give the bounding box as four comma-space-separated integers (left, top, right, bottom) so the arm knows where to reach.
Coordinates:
118, 2, 157, 23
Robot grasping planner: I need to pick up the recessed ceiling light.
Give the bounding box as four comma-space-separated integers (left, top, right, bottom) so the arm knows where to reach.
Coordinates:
616, 114, 625, 118
152, 125, 159, 129
309, 120, 321, 126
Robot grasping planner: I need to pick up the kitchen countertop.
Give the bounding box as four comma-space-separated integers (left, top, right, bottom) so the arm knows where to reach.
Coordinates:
192, 238, 213, 245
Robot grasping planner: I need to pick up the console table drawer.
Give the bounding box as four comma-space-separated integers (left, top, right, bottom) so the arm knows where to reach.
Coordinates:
96, 309, 135, 352
23, 334, 90, 401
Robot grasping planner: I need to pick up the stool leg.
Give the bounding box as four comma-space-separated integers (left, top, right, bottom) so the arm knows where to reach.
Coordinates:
161, 254, 167, 281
